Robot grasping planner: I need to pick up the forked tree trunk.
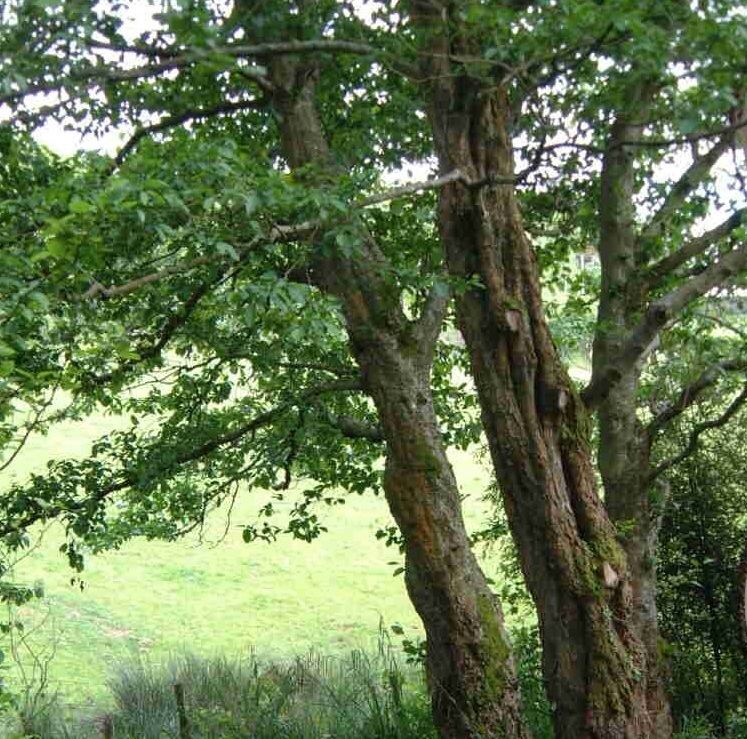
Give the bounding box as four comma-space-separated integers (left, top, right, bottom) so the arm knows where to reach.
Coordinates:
413, 9, 652, 731
266, 53, 530, 739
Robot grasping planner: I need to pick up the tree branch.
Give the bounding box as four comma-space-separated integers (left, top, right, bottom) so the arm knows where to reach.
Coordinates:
0, 383, 61, 474
358, 169, 474, 207
5, 39, 381, 108
80, 172, 475, 303
0, 379, 365, 539
639, 135, 735, 243
96, 38, 418, 79
583, 241, 747, 406
79, 279, 212, 389
323, 412, 383, 442
412, 279, 450, 351
80, 218, 321, 303
2, 57, 190, 107
693, 310, 747, 341
82, 256, 217, 301
614, 115, 747, 149
646, 208, 746, 285
647, 358, 747, 434
111, 98, 267, 168
648, 382, 747, 481
94, 39, 378, 61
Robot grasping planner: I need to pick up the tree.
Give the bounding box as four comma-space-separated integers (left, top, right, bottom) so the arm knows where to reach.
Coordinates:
2, 1, 747, 737
1, 3, 530, 737
656, 421, 747, 734
409, 2, 747, 736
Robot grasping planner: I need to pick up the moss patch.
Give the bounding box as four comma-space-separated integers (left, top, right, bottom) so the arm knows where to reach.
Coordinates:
477, 593, 512, 699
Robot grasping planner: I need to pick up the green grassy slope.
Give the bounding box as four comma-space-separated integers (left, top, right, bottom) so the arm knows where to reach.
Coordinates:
2, 413, 497, 713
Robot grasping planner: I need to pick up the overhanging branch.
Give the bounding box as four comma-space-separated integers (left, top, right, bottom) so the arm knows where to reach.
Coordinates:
80, 172, 476, 303
0, 379, 366, 539
80, 220, 319, 303
2, 57, 190, 107
94, 39, 379, 61
5, 39, 386, 109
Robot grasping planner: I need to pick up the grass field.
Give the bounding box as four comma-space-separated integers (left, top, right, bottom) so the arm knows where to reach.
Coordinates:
1, 410, 501, 719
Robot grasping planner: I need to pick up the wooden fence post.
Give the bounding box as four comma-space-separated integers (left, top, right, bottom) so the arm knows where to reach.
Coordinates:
101, 715, 113, 739
174, 682, 192, 739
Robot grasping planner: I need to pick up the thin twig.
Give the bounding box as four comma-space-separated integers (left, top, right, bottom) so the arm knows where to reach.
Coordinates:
649, 383, 747, 481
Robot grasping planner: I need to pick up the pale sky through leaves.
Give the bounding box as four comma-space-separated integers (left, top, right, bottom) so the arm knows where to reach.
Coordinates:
18, 1, 747, 229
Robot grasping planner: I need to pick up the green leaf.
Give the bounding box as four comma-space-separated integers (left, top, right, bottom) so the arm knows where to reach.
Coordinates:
216, 241, 239, 261
69, 196, 94, 214
46, 238, 68, 258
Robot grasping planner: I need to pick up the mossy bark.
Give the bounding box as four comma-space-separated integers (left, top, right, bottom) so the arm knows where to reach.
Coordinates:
412, 4, 653, 735
266, 48, 530, 739
365, 345, 529, 739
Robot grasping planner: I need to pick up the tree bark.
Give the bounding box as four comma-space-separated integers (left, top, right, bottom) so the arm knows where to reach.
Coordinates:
596, 379, 673, 738
412, 5, 652, 734
591, 112, 674, 737
429, 91, 648, 739
266, 51, 530, 739
359, 335, 529, 739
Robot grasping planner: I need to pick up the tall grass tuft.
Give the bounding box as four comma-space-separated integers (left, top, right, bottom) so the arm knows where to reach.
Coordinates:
109, 643, 436, 739
6, 638, 437, 738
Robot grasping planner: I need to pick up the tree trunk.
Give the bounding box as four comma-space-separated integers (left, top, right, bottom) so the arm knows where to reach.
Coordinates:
595, 378, 673, 738
429, 91, 648, 739
592, 112, 674, 736
266, 52, 530, 739
412, 9, 651, 730
360, 338, 529, 738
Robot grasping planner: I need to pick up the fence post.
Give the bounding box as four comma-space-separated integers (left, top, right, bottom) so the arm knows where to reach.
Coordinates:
101, 715, 113, 739
174, 682, 192, 739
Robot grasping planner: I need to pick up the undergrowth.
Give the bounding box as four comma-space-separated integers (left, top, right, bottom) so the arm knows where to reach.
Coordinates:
3, 641, 436, 739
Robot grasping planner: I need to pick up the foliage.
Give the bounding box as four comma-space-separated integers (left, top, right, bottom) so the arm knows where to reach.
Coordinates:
657, 421, 747, 735
511, 625, 553, 739
2, 0, 747, 733
0, 0, 745, 582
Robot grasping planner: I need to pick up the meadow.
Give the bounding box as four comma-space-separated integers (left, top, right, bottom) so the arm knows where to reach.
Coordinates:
1, 410, 501, 720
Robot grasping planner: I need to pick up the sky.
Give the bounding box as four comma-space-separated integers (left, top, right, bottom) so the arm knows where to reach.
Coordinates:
31, 0, 157, 157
